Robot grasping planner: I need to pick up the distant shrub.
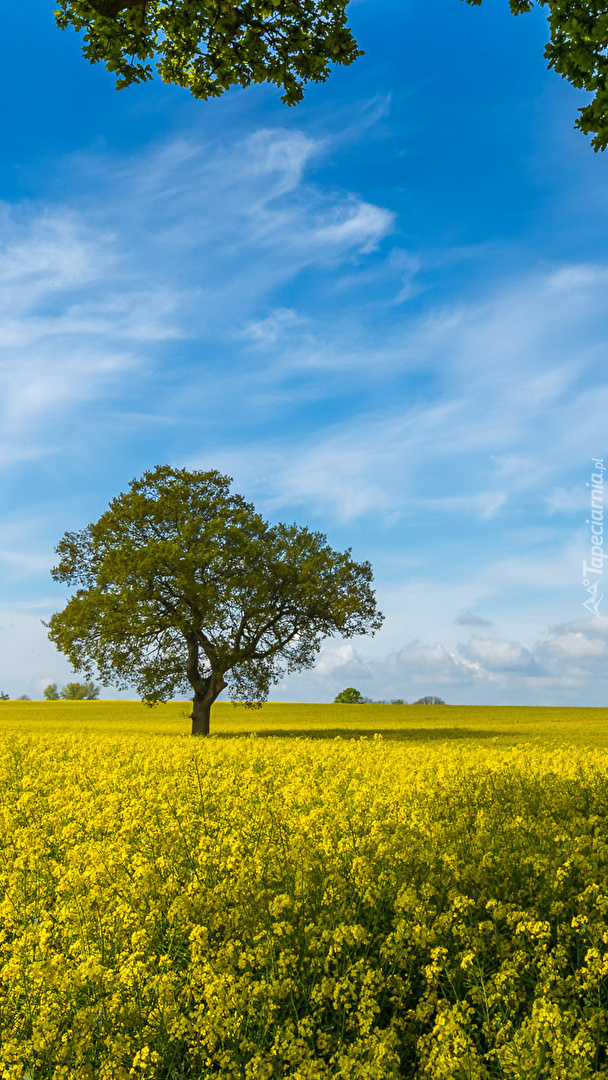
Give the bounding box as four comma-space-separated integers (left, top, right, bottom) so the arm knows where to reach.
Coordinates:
43, 682, 99, 701
16, 695, 31, 701
61, 681, 100, 700
413, 695, 446, 705
390, 698, 406, 705
334, 688, 364, 704
0, 691, 8, 701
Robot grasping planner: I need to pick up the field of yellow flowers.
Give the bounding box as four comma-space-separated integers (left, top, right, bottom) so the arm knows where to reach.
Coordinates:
0, 701, 607, 1078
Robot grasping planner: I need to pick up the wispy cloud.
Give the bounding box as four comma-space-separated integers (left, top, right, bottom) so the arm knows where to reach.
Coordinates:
545, 486, 589, 514
0, 120, 393, 471
306, 198, 393, 254
79, 127, 395, 323
0, 203, 186, 467
190, 259, 608, 529
239, 307, 306, 347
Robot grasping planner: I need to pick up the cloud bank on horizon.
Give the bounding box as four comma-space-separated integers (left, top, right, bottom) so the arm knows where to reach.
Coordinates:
1, 0, 607, 705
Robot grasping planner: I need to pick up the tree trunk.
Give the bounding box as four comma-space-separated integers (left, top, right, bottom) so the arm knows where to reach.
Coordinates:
190, 673, 227, 736
191, 690, 212, 736
186, 635, 226, 736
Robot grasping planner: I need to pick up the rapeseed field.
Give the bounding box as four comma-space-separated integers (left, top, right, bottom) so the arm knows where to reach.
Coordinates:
0, 702, 607, 1078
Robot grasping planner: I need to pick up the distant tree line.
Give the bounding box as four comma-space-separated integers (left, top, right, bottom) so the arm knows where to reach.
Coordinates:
0, 682, 100, 701
3, 683, 445, 705
334, 688, 446, 705
44, 682, 100, 700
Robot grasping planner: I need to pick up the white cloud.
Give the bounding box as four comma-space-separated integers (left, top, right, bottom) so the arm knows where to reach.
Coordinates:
545, 486, 589, 514
381, 641, 474, 680
0, 606, 75, 700
534, 619, 608, 676
238, 129, 319, 196
239, 307, 305, 346
0, 207, 108, 307
280, 617, 608, 706
458, 636, 537, 673
0, 202, 186, 466
308, 199, 394, 254
313, 642, 369, 678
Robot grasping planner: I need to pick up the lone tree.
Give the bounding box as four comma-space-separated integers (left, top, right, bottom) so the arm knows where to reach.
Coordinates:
54, 0, 361, 106
47, 466, 383, 735
334, 687, 364, 704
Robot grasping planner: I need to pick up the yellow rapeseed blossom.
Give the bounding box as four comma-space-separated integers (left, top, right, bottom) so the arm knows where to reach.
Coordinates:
0, 702, 607, 1076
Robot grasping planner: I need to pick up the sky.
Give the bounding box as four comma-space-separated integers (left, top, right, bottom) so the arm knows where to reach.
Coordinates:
1, 0, 608, 705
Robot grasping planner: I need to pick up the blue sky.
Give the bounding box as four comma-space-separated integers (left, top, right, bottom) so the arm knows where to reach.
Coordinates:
2, 0, 608, 705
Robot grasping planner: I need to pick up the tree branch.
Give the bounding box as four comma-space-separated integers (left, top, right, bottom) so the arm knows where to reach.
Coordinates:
186, 635, 205, 691
250, 624, 302, 661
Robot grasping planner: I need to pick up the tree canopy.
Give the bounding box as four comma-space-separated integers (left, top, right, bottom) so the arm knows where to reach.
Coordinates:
47, 465, 383, 734
54, 0, 608, 148
465, 0, 608, 150
334, 687, 364, 703
44, 681, 100, 700
54, 0, 361, 106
